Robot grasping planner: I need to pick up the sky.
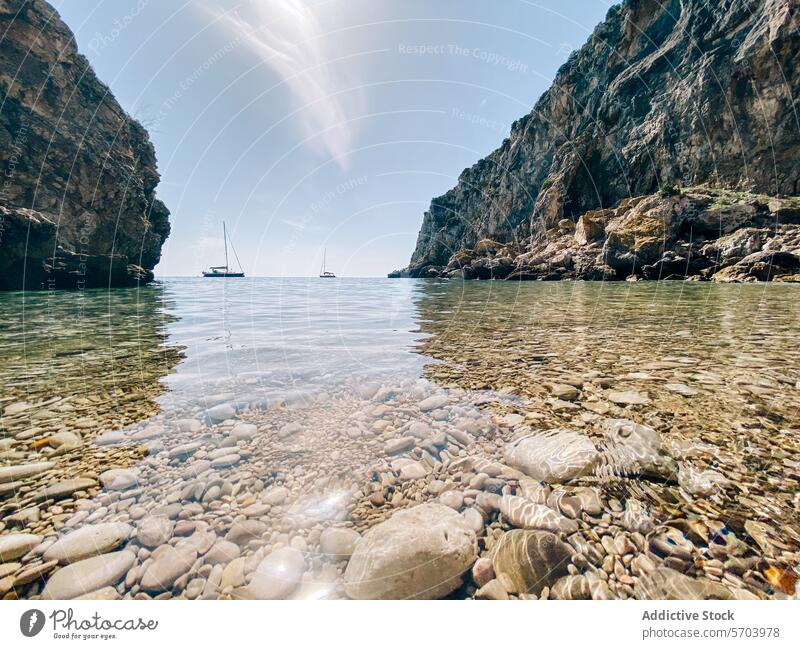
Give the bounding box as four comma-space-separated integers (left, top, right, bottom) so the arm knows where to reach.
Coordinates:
53, 0, 612, 277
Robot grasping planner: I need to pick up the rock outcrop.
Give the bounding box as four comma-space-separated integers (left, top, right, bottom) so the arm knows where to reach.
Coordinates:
398, 0, 800, 282
0, 0, 169, 290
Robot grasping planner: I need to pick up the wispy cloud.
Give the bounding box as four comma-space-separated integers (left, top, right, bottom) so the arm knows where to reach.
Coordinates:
280, 218, 327, 232
198, 0, 360, 167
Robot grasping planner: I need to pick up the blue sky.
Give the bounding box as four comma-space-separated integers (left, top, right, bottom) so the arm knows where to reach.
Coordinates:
54, 0, 612, 277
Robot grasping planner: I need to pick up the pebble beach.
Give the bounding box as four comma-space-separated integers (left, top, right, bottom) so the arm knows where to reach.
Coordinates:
1, 279, 798, 601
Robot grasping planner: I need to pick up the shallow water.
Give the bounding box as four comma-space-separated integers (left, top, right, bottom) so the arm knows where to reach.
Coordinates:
1, 279, 799, 600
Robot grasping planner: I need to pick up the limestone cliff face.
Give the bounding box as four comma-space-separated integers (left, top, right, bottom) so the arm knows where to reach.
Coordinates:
402, 0, 800, 281
0, 0, 169, 290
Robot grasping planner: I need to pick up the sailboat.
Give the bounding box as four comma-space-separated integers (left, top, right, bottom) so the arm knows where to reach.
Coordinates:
319, 248, 336, 278
202, 222, 245, 278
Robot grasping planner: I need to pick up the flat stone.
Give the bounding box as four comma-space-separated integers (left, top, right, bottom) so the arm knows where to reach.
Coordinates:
235, 547, 304, 599
505, 430, 598, 483
0, 461, 54, 483
418, 395, 448, 412
33, 478, 97, 501
384, 437, 415, 455
140, 546, 197, 592
137, 517, 175, 548
319, 527, 361, 559
44, 523, 132, 564
169, 442, 202, 459
262, 486, 289, 505
182, 460, 212, 479
665, 383, 698, 397
204, 540, 240, 564
211, 453, 241, 468
550, 384, 580, 401
41, 551, 135, 599
99, 468, 139, 491
207, 404, 236, 421
75, 586, 121, 600
607, 390, 650, 405
226, 520, 267, 545
399, 461, 427, 481
230, 423, 257, 440
0, 533, 43, 561
278, 422, 303, 439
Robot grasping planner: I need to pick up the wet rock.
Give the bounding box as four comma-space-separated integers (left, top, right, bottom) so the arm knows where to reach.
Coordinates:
44, 523, 132, 564
602, 419, 677, 480
418, 395, 448, 412
491, 530, 572, 595
33, 478, 97, 501
550, 384, 580, 401
634, 567, 734, 599
499, 495, 579, 534
262, 485, 289, 505
236, 547, 304, 599
439, 490, 464, 510
278, 422, 303, 439
229, 423, 257, 441
678, 464, 728, 496
0, 461, 54, 483
137, 517, 175, 549
226, 520, 268, 545
204, 540, 241, 564
475, 578, 509, 600
504, 430, 598, 483
621, 498, 655, 534
0, 533, 43, 562
399, 461, 427, 481
550, 574, 592, 599
607, 390, 649, 405
140, 546, 198, 592
41, 550, 135, 599
207, 404, 235, 421
99, 468, 139, 491
319, 527, 360, 559
344, 503, 477, 599
384, 437, 415, 455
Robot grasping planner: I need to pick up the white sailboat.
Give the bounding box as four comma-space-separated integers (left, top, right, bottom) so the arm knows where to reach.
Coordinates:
319, 248, 336, 278
203, 222, 245, 278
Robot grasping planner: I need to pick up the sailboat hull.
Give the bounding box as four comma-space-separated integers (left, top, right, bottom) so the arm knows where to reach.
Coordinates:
202, 272, 245, 278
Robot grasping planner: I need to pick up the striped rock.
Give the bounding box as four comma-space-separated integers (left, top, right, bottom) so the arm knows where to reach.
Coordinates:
634, 567, 734, 600
491, 530, 572, 595
620, 498, 655, 534
518, 478, 550, 503
599, 419, 677, 481
504, 430, 599, 483
677, 464, 728, 496
550, 574, 592, 599
546, 487, 603, 518
499, 495, 578, 534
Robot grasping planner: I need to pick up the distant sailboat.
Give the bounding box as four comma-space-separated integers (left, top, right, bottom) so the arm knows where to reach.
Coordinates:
203, 222, 245, 278
319, 248, 336, 278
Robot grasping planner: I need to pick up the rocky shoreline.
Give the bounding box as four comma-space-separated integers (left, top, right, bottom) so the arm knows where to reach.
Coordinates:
2, 282, 798, 601
393, 188, 800, 283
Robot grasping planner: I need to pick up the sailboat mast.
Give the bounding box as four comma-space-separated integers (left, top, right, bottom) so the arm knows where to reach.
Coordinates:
322, 248, 326, 274
223, 222, 229, 271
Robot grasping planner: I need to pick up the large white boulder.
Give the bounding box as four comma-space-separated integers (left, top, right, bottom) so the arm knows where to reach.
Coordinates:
344, 503, 476, 599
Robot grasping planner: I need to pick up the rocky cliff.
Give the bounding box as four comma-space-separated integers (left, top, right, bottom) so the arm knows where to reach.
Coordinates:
399, 0, 800, 282
0, 0, 169, 290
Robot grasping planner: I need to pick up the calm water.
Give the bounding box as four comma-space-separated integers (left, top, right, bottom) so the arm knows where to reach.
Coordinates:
1, 278, 799, 599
